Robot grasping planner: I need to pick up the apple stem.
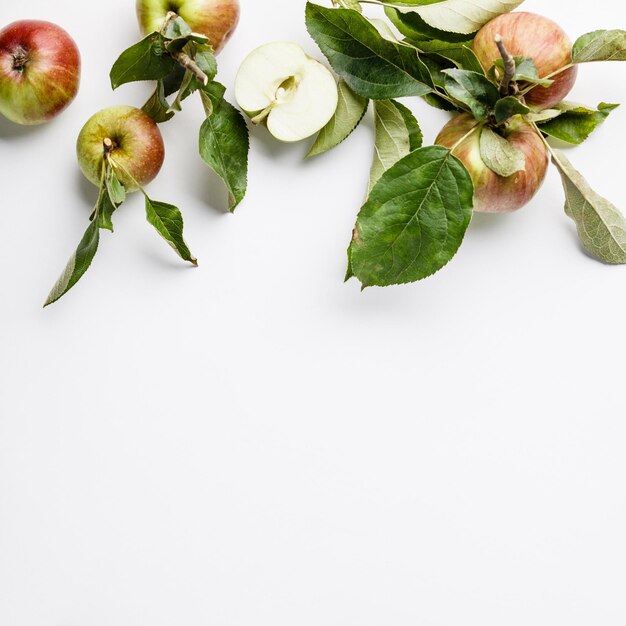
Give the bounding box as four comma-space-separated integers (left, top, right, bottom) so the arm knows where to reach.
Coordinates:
251, 104, 275, 126
162, 11, 179, 33
495, 34, 517, 97
103, 138, 116, 155
172, 51, 209, 86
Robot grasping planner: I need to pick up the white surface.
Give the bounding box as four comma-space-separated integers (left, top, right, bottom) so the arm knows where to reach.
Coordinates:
1, 1, 626, 624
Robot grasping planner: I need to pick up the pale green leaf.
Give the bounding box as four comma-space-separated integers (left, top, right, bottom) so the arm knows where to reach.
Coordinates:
479, 126, 525, 177
308, 80, 369, 157
553, 150, 626, 264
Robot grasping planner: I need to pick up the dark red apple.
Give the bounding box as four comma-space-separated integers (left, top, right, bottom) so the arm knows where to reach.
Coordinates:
136, 0, 240, 54
435, 113, 549, 213
0, 20, 80, 125
472, 12, 577, 109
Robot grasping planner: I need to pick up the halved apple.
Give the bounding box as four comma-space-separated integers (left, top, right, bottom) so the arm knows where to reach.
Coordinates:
235, 41, 338, 143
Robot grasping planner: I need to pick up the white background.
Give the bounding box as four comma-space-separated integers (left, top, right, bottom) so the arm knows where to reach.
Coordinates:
1, 0, 626, 624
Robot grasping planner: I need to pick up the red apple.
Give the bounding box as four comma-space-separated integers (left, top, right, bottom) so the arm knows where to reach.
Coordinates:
435, 113, 548, 213
136, 0, 240, 54
472, 12, 577, 109
76, 106, 165, 192
0, 20, 80, 125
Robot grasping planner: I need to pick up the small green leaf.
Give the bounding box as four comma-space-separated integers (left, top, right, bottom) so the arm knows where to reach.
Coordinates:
305, 3, 434, 100
552, 150, 626, 264
145, 197, 197, 265
479, 126, 525, 177
96, 188, 117, 232
492, 57, 553, 87
369, 99, 422, 191
199, 82, 250, 212
106, 168, 126, 206
163, 15, 193, 39
44, 219, 100, 307
537, 102, 619, 145
572, 30, 626, 63
442, 69, 500, 120
494, 96, 529, 124
143, 80, 176, 123
110, 33, 177, 90
308, 79, 369, 157
350, 145, 474, 287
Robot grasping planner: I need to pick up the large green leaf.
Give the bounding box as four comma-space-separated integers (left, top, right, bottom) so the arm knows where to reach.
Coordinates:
110, 33, 177, 89
385, 7, 476, 43
382, 0, 524, 35
44, 219, 100, 307
572, 30, 626, 63
552, 151, 626, 264
412, 39, 484, 73
305, 3, 434, 100
308, 79, 369, 157
145, 197, 197, 265
369, 100, 422, 191
199, 82, 250, 212
537, 102, 619, 145
350, 145, 474, 287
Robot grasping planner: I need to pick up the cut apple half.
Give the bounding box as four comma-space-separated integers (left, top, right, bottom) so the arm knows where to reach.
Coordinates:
235, 41, 338, 143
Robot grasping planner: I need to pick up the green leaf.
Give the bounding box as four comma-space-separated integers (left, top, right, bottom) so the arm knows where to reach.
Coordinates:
369, 99, 422, 191
110, 33, 177, 90
308, 79, 369, 157
305, 3, 434, 100
494, 96, 529, 123
492, 57, 553, 87
145, 197, 197, 265
199, 82, 250, 212
479, 126, 525, 177
350, 145, 474, 287
394, 100, 423, 151
106, 168, 126, 206
572, 30, 626, 63
385, 7, 476, 43
143, 80, 176, 123
382, 0, 524, 35
413, 39, 484, 73
96, 188, 117, 232
537, 102, 619, 145
44, 219, 100, 307
442, 69, 499, 120
163, 15, 193, 39
552, 150, 626, 264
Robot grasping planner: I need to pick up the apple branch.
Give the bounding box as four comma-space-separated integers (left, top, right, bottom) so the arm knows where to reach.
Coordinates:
495, 34, 516, 97
172, 51, 209, 86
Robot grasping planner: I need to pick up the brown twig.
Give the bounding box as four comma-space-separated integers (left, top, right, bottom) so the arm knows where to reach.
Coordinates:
171, 51, 209, 86
495, 34, 516, 97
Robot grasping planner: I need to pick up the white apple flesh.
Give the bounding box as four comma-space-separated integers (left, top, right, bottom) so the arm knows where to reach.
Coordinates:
235, 42, 338, 143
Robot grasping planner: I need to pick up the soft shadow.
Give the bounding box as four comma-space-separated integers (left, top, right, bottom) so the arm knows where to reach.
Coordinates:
468, 211, 509, 232
191, 159, 232, 215
75, 168, 98, 207
142, 248, 202, 271
0, 114, 43, 140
